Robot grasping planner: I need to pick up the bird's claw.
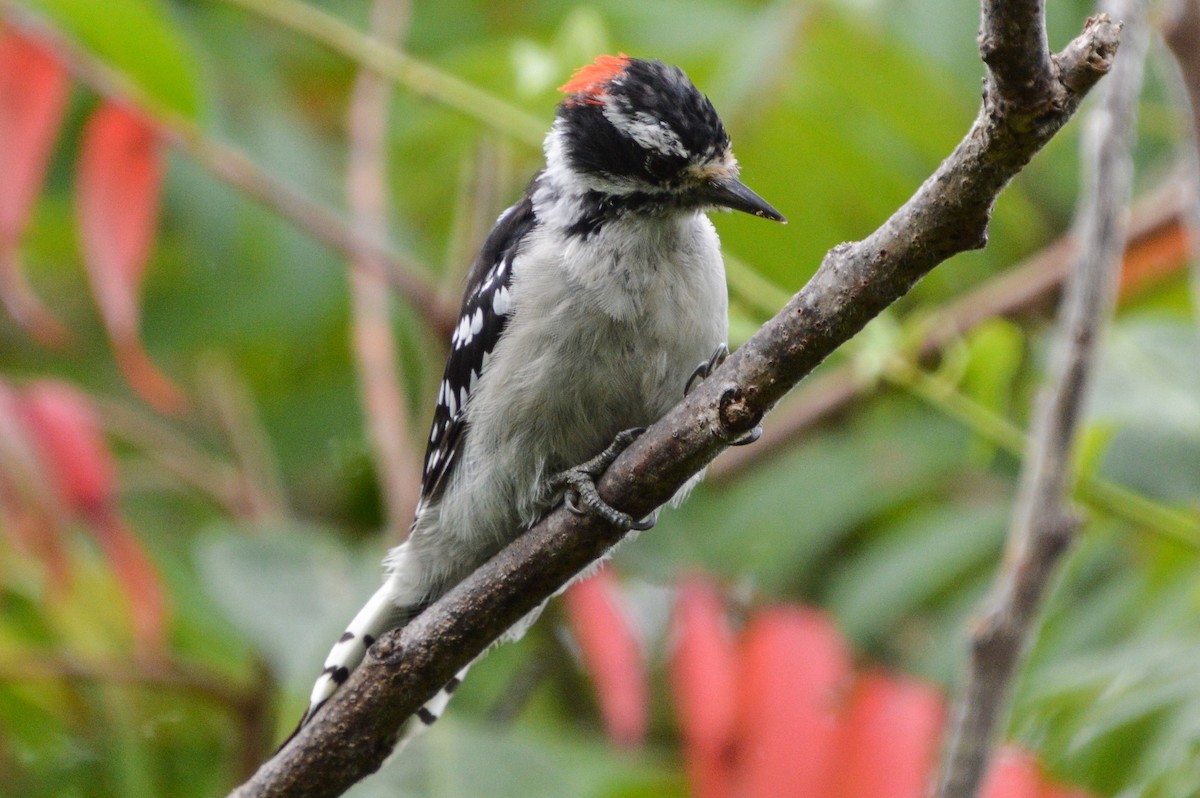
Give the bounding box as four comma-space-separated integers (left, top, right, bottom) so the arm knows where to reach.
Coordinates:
685, 343, 729, 396
730, 425, 762, 446
550, 427, 652, 531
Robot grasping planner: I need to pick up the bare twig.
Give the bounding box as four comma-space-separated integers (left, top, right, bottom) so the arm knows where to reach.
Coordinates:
1163, 0, 1200, 312
346, 0, 421, 538
934, 2, 1147, 796
0, 1, 458, 339
228, 3, 1121, 796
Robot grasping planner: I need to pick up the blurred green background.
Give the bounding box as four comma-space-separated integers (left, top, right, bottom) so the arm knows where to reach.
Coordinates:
2, 0, 1200, 795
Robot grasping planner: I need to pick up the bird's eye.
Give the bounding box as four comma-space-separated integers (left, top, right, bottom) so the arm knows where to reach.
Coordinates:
643, 153, 675, 181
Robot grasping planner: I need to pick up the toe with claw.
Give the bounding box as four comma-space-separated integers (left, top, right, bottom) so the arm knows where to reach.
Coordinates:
685, 343, 729, 396
551, 427, 654, 531
730, 425, 762, 446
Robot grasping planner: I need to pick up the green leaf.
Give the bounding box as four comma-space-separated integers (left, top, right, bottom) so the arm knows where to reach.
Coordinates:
16, 0, 201, 117
825, 502, 1007, 646
346, 719, 677, 798
193, 523, 383, 691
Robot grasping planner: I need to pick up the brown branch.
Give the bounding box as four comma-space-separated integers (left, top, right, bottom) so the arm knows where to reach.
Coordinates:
1163, 0, 1200, 306
1164, 0, 1200, 144
228, 6, 1121, 797
710, 174, 1193, 483
0, 1, 458, 340
934, 1, 1147, 795
345, 0, 422, 538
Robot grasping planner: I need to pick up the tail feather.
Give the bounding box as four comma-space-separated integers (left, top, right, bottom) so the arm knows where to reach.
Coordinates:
395, 663, 472, 749
288, 570, 556, 750
302, 582, 403, 726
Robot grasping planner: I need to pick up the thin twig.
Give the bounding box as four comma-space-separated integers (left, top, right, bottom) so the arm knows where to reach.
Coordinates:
934, 2, 1147, 795
346, 0, 421, 538
1162, 0, 1200, 313
0, 1, 458, 339
228, 5, 1121, 797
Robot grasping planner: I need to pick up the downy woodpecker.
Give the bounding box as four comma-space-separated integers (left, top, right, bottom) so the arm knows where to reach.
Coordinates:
298, 54, 784, 741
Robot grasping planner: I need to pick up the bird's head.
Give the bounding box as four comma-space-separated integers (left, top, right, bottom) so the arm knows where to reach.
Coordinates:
550, 54, 784, 223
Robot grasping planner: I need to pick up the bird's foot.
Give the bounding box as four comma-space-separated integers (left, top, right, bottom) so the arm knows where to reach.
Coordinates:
551, 427, 656, 531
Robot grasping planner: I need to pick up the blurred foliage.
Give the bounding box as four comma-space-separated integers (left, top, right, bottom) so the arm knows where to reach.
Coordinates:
1, 0, 1200, 796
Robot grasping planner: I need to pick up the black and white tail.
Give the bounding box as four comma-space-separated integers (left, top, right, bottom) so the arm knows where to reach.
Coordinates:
293, 582, 471, 748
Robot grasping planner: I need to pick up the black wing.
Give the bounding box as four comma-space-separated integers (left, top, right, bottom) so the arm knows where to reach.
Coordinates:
418, 192, 537, 505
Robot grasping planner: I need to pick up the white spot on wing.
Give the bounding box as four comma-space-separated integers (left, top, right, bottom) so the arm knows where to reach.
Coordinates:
471, 308, 483, 335
493, 286, 511, 316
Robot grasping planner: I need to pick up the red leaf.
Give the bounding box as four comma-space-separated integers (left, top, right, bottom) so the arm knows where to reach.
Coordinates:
19, 380, 168, 652
731, 607, 852, 798
91, 512, 169, 654
0, 28, 68, 242
76, 102, 186, 413
980, 747, 1045, 798
563, 567, 647, 746
0, 28, 71, 345
829, 671, 946, 798
0, 379, 71, 587
669, 577, 738, 798
20, 380, 117, 516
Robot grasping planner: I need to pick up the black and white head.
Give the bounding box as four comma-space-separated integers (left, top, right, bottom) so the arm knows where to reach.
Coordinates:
544, 54, 785, 223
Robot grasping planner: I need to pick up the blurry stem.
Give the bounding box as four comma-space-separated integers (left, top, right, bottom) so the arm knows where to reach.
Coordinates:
93, 394, 274, 518
0, 244, 72, 347
0, 1, 457, 339
935, 1, 1148, 795
0, 653, 277, 783
346, 0, 421, 538
0, 653, 259, 710
198, 358, 290, 521
885, 359, 1200, 549
1162, 0, 1200, 316
218, 0, 545, 147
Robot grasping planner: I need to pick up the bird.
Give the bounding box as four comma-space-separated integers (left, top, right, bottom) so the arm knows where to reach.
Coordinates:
295, 53, 784, 744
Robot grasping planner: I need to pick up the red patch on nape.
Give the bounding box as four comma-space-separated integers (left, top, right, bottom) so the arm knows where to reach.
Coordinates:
558, 54, 630, 104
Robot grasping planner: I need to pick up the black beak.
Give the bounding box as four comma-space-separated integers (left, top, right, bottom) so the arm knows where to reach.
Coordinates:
701, 177, 786, 223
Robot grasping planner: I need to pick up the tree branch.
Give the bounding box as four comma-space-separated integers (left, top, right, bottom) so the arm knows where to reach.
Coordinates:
934, 1, 1147, 796
229, 7, 1122, 798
